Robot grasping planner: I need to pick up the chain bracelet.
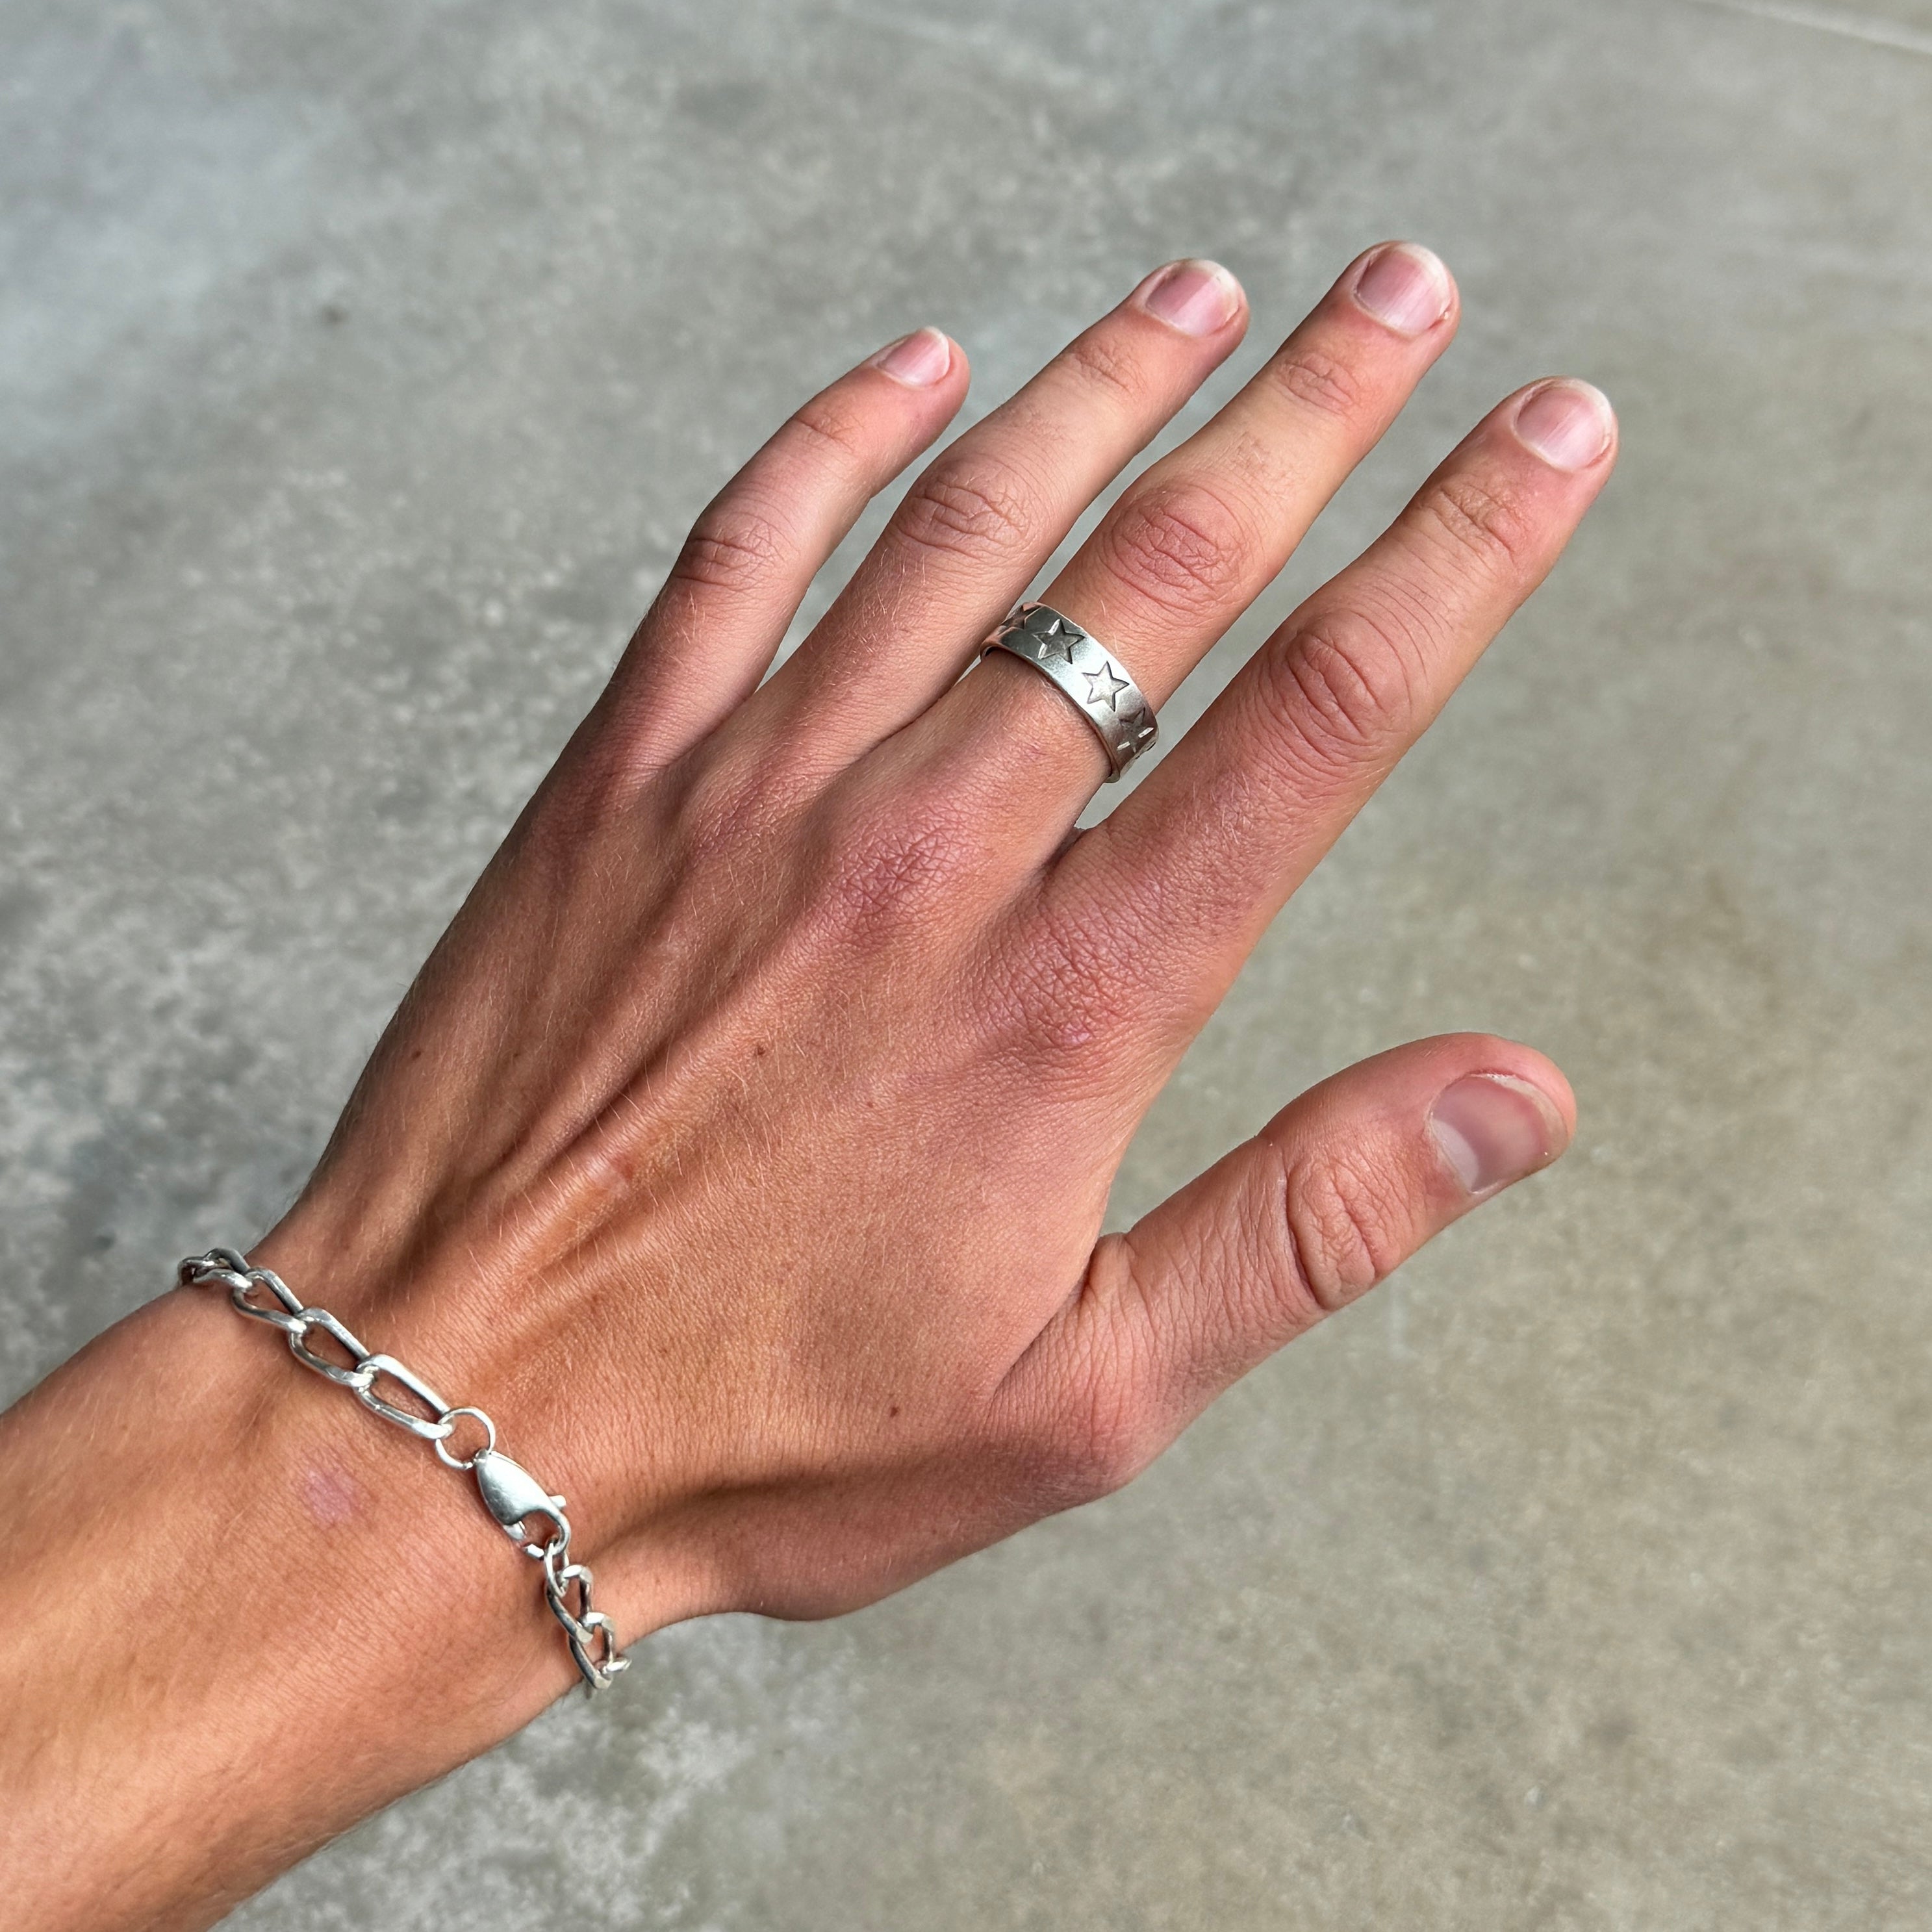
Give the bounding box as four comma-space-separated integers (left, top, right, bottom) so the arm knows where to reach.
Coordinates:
177, 1246, 629, 1695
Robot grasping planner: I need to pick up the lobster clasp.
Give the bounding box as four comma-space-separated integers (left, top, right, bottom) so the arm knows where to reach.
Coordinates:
471, 1448, 568, 1553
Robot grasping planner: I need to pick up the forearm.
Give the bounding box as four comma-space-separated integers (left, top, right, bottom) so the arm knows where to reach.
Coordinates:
0, 1279, 568, 1932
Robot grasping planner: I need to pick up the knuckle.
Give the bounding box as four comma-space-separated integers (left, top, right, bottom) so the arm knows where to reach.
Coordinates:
1097, 479, 1252, 613
1269, 1142, 1408, 1320
980, 901, 1141, 1078
677, 740, 806, 863
1054, 1389, 1158, 1503
1266, 344, 1367, 421
811, 785, 975, 941
1254, 609, 1421, 780
1030, 1302, 1162, 1507
785, 392, 874, 468
522, 733, 680, 870
891, 457, 1037, 569
665, 500, 794, 603
524, 761, 630, 854
1060, 329, 1145, 408
1417, 470, 1536, 576
521, 681, 686, 847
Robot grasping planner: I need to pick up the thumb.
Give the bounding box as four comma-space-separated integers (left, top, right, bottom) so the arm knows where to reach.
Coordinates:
998, 1034, 1573, 1500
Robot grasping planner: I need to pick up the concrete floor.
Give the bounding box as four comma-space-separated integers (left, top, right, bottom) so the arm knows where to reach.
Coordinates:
5, 0, 1931, 1924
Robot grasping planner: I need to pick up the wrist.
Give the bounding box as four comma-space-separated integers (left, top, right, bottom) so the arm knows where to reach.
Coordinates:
0, 1278, 571, 1932
177, 1243, 612, 1720
252, 1190, 685, 1623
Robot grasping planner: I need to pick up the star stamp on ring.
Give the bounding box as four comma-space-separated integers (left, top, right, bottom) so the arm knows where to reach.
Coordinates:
982, 602, 1158, 781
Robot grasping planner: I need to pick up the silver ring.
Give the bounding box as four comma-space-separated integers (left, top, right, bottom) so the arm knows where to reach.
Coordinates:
982, 604, 1158, 782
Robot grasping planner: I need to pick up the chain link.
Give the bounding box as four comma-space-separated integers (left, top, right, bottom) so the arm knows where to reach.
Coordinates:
177, 1246, 629, 1694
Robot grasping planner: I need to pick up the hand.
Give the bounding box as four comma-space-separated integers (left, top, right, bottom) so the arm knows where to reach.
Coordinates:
0, 243, 1614, 1929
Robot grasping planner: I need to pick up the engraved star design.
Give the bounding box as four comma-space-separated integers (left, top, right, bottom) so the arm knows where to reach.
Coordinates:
1085, 661, 1130, 711
1032, 615, 1082, 665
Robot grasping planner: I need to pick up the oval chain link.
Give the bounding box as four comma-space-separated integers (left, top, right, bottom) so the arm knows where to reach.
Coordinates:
177, 1247, 629, 1694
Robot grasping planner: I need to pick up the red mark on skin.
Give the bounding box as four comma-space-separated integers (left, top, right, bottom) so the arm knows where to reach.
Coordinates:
299, 1463, 364, 1529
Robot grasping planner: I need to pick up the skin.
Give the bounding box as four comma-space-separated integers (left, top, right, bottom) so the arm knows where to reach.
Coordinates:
0, 242, 1614, 1931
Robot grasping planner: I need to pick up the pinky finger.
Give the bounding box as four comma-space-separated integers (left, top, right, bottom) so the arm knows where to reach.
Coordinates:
592, 327, 970, 772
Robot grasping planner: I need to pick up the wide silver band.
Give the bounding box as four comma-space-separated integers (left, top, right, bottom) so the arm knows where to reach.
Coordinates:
982, 603, 1158, 782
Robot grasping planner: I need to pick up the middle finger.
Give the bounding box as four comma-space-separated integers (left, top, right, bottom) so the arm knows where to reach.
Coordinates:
748, 258, 1252, 772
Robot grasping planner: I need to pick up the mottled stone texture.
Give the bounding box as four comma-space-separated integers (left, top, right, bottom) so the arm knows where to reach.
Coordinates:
4, 1, 1929, 1925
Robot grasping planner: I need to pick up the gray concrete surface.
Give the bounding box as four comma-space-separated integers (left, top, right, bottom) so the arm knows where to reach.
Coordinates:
4, 0, 1930, 1924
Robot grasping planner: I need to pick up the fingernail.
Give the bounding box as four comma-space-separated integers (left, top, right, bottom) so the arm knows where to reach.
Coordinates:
1351, 242, 1454, 337
1136, 259, 1243, 337
1512, 379, 1615, 471
870, 327, 954, 387
1429, 1074, 1568, 1196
